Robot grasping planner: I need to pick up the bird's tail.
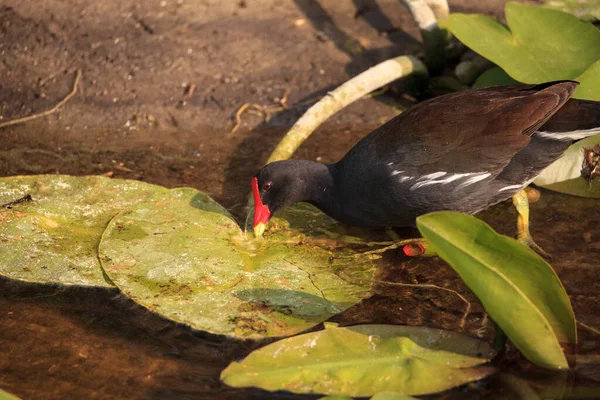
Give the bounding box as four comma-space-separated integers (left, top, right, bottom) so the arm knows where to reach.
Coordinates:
537, 98, 600, 142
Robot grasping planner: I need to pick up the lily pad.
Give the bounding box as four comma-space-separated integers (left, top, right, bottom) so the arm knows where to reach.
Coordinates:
221, 324, 495, 397
99, 188, 374, 338
447, 2, 600, 99
0, 175, 165, 287
534, 135, 600, 197
417, 212, 577, 370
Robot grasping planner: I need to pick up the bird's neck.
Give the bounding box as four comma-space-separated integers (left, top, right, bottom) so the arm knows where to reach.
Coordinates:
286, 160, 338, 210
297, 161, 345, 220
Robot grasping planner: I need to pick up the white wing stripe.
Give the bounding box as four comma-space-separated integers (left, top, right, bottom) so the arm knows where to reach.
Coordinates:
409, 172, 490, 191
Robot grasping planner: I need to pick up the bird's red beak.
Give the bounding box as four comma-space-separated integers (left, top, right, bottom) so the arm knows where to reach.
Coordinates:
252, 177, 270, 237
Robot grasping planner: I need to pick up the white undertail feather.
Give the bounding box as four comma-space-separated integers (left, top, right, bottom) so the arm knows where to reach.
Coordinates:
535, 127, 600, 141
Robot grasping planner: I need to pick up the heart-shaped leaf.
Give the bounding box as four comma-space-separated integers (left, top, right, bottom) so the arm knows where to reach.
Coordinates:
0, 175, 165, 287
416, 212, 576, 370
99, 188, 375, 338
221, 324, 495, 397
534, 135, 600, 197
447, 2, 600, 99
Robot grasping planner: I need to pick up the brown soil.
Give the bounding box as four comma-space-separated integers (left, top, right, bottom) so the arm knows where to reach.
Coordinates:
0, 0, 597, 399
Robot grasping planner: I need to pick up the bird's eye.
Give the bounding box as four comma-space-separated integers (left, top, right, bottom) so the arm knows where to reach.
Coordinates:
262, 182, 272, 191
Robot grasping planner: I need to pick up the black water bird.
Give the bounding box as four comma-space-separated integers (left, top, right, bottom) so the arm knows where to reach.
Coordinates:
252, 81, 600, 253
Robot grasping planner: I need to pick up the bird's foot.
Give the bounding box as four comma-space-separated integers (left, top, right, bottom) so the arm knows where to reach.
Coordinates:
518, 234, 552, 260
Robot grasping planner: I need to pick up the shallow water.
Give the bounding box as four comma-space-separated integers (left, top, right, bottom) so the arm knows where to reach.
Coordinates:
1, 189, 599, 399
1, 124, 599, 399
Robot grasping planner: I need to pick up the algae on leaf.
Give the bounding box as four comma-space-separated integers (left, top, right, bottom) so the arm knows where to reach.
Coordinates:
0, 175, 166, 287
221, 324, 495, 397
99, 188, 375, 338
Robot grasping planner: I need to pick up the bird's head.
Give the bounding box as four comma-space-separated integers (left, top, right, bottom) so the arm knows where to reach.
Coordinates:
252, 160, 329, 237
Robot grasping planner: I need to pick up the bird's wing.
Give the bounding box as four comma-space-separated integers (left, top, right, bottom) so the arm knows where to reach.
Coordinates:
371, 81, 578, 176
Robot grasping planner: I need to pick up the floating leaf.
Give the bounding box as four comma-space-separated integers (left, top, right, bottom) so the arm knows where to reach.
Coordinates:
534, 135, 600, 197
99, 188, 374, 338
417, 212, 576, 370
447, 2, 600, 99
221, 324, 495, 397
544, 0, 600, 21
0, 175, 165, 287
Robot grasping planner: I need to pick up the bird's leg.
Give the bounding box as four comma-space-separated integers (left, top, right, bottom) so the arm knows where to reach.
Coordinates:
512, 189, 551, 258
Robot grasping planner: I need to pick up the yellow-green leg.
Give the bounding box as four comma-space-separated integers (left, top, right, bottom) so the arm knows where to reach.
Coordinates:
512, 189, 550, 258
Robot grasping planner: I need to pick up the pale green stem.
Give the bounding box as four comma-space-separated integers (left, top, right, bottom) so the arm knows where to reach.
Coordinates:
266, 55, 427, 164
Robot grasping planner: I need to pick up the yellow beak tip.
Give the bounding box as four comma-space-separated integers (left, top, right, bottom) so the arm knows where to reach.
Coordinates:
253, 223, 266, 238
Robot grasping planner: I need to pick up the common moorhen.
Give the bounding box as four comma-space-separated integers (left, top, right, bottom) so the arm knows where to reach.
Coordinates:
252, 81, 600, 253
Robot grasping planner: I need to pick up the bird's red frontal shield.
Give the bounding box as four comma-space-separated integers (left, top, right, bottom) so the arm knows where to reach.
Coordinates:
251, 177, 270, 236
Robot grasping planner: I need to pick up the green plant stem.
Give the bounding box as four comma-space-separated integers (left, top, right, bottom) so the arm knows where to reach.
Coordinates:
266, 55, 427, 164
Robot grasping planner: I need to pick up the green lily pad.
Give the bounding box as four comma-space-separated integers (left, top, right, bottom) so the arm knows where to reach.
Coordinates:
221, 324, 495, 397
447, 2, 600, 99
534, 135, 600, 197
417, 212, 577, 370
99, 188, 374, 338
545, 0, 600, 21
0, 175, 165, 287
